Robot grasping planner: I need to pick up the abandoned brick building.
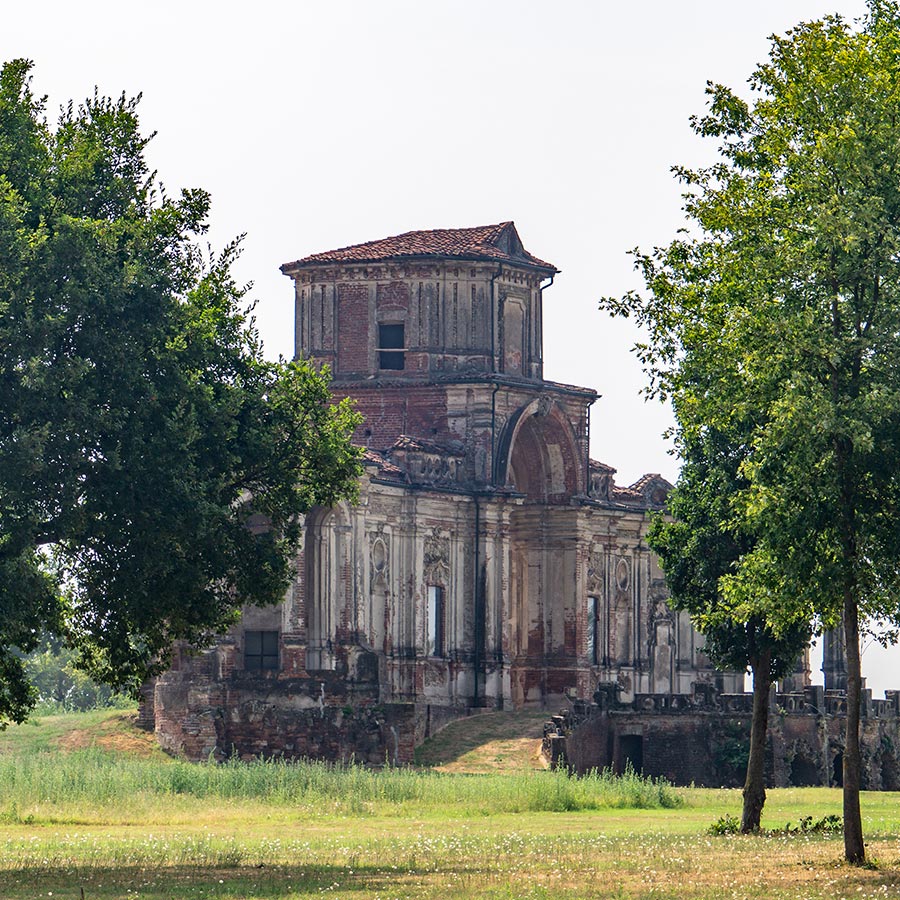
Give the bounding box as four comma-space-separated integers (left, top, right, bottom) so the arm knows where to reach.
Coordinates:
149, 222, 899, 787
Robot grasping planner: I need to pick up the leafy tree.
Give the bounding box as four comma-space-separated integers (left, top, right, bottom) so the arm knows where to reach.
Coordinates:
0, 60, 362, 725
601, 1, 900, 863
22, 633, 132, 713
648, 424, 810, 833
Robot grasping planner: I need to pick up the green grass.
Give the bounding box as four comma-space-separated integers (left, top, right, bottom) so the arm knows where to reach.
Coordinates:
0, 708, 126, 754
0, 707, 164, 757
2, 711, 900, 899
4, 798, 900, 900
0, 748, 682, 826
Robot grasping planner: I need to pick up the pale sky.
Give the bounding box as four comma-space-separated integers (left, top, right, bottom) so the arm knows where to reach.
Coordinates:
9, 0, 898, 695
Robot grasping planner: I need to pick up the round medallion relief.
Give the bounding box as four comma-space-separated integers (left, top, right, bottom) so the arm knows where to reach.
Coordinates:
615, 558, 630, 592
372, 538, 387, 572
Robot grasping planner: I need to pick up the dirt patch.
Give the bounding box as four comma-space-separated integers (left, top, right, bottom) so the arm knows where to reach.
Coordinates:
415, 711, 549, 772
56, 712, 162, 757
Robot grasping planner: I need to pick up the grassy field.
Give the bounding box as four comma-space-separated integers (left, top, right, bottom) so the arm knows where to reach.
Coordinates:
1, 711, 900, 899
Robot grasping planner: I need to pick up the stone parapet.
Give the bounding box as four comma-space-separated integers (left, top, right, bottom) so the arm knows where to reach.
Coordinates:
545, 682, 900, 789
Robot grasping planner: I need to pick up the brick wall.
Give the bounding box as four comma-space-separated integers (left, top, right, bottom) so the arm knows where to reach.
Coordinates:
337, 284, 370, 374
152, 649, 419, 765
559, 697, 900, 789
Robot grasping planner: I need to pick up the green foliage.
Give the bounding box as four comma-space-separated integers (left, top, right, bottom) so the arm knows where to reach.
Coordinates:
602, 1, 900, 633
710, 721, 750, 783
647, 425, 811, 680
0, 60, 363, 724
708, 812, 842, 837
770, 814, 842, 835
21, 634, 132, 713
601, 0, 900, 863
0, 750, 682, 818
707, 813, 741, 835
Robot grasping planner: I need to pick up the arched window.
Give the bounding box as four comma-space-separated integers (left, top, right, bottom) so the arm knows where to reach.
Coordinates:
587, 597, 601, 666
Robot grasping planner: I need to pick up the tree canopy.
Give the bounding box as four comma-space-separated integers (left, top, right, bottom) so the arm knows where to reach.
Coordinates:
602, 1, 900, 863
0, 59, 362, 724
648, 422, 810, 832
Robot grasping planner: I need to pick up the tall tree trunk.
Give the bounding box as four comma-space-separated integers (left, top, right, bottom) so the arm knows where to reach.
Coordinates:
831, 385, 865, 864
741, 648, 772, 833
843, 592, 865, 864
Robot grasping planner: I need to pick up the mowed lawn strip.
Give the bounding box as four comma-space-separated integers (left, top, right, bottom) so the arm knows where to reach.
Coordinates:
3, 813, 900, 899
1, 710, 900, 898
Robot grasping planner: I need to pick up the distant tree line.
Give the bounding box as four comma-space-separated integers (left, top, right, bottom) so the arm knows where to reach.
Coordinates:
20, 634, 133, 714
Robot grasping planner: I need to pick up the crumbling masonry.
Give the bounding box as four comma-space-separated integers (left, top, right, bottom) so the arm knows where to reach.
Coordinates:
147, 223, 898, 786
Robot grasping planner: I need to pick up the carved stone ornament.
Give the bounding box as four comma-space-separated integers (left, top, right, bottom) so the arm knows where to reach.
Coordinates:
650, 578, 674, 624
536, 395, 553, 417
423, 527, 450, 582
615, 557, 630, 592
587, 550, 604, 592
370, 534, 389, 578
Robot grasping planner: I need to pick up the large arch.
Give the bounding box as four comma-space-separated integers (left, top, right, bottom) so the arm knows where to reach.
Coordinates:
496, 399, 584, 501
499, 399, 585, 707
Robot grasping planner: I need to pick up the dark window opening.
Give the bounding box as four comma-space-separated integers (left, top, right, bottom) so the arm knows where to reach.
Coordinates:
619, 734, 644, 775
587, 596, 600, 665
833, 751, 844, 787
378, 323, 405, 370
245, 630, 279, 671
427, 585, 444, 657
789, 755, 819, 787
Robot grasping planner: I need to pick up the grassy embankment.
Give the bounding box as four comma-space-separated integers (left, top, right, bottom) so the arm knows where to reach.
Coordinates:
1, 709, 900, 899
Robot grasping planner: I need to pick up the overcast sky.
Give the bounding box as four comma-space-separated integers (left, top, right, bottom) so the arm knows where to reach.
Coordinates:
10, 0, 898, 694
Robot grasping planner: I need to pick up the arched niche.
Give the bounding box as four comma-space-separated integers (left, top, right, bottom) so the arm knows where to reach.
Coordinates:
496, 399, 583, 502
304, 504, 351, 670
370, 572, 388, 653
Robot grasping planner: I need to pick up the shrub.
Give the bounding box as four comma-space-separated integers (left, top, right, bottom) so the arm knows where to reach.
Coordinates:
707, 814, 741, 835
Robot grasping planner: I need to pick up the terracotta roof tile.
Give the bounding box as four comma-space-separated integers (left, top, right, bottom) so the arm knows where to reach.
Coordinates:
628, 474, 673, 493
361, 448, 405, 479
391, 434, 464, 455
610, 486, 644, 503
281, 222, 557, 273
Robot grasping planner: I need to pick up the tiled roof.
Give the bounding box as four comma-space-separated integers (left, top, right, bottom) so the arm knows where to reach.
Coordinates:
607, 473, 672, 509
610, 486, 644, 503
391, 435, 464, 456
361, 448, 405, 480
628, 474, 672, 493
589, 459, 617, 474
281, 222, 557, 273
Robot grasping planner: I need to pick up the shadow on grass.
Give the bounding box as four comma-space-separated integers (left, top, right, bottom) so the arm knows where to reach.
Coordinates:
9, 859, 900, 900
1, 863, 500, 900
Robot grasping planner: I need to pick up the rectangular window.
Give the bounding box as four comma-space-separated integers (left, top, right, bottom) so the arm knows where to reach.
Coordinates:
427, 585, 444, 657
378, 323, 405, 370
245, 630, 279, 671
587, 597, 599, 665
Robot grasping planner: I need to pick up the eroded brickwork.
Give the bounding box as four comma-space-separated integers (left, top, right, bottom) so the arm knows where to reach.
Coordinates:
550, 686, 900, 788
152, 223, 744, 763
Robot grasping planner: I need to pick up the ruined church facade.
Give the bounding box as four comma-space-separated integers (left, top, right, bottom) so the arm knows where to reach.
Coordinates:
151, 223, 744, 763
